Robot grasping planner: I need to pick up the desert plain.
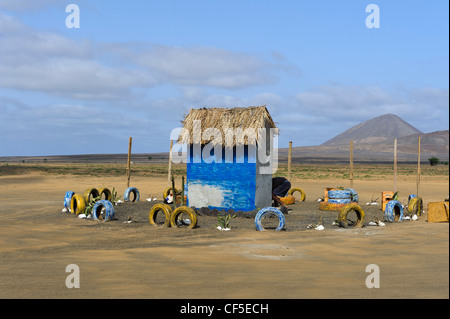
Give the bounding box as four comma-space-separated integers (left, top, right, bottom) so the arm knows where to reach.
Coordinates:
0, 161, 448, 299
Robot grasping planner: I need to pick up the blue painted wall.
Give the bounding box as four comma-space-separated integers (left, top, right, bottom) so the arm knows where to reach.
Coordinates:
186, 144, 258, 211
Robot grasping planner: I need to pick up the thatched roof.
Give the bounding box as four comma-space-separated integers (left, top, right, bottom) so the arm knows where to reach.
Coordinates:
178, 105, 278, 147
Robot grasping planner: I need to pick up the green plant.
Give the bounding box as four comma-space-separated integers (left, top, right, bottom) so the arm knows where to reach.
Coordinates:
393, 191, 399, 201
84, 195, 101, 216
110, 187, 121, 205
216, 213, 236, 230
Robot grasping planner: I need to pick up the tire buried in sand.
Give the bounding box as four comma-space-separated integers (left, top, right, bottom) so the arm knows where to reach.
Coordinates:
70, 194, 86, 215
83, 188, 100, 205
92, 200, 115, 221
64, 191, 75, 210
98, 187, 112, 201
149, 203, 172, 227
170, 206, 198, 229
319, 201, 347, 211
408, 196, 423, 216
280, 194, 295, 205
338, 203, 365, 228
124, 187, 140, 202
163, 187, 179, 199
384, 200, 404, 222
254, 207, 286, 231
287, 187, 306, 201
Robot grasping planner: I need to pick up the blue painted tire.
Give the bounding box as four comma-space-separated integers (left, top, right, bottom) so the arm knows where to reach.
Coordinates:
92, 200, 115, 221
328, 190, 351, 199
327, 198, 352, 204
408, 194, 417, 201
345, 188, 359, 203
255, 207, 286, 231
384, 200, 403, 222
124, 187, 140, 202
64, 191, 75, 209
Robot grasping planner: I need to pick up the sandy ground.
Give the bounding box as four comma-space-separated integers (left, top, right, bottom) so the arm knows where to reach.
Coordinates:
0, 172, 448, 299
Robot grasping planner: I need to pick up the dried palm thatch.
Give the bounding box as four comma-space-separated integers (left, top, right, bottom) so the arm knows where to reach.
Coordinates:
178, 105, 278, 147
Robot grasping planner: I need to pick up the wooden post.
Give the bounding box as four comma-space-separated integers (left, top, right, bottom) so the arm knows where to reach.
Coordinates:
287, 141, 292, 181
349, 141, 354, 188
394, 138, 397, 192
417, 136, 421, 196
126, 137, 132, 188
181, 175, 185, 206
171, 175, 176, 211
168, 140, 173, 187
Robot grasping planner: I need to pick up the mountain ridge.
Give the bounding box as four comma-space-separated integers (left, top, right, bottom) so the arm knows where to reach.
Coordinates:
321, 113, 424, 146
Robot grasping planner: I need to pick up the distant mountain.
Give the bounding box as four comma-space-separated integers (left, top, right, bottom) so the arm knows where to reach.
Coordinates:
278, 114, 448, 163
322, 113, 423, 146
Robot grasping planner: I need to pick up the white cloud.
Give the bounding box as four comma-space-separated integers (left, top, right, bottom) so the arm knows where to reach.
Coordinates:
124, 45, 286, 89
0, 0, 65, 12
0, 12, 156, 99
0, 12, 297, 100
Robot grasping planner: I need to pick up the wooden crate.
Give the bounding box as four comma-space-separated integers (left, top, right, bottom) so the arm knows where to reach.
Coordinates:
427, 202, 449, 223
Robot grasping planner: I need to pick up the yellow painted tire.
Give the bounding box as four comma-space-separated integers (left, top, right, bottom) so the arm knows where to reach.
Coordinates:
70, 194, 86, 215
163, 187, 179, 199
288, 187, 306, 201
170, 206, 198, 229
319, 201, 347, 211
338, 203, 365, 228
408, 197, 423, 216
280, 194, 295, 205
83, 188, 100, 205
148, 204, 173, 227
98, 187, 112, 201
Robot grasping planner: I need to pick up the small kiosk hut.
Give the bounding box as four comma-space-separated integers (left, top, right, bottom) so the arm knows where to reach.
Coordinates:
178, 106, 278, 212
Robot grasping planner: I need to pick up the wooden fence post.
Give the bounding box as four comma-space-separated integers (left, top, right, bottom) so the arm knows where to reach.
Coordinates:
349, 141, 354, 188
126, 137, 132, 188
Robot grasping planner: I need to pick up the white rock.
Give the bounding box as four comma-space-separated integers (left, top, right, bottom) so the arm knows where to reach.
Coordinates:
62, 207, 68, 213
315, 225, 325, 231
412, 214, 418, 221
78, 214, 86, 219
153, 198, 157, 201
378, 221, 385, 227
368, 221, 378, 226
216, 226, 231, 231
404, 216, 411, 220
146, 198, 152, 201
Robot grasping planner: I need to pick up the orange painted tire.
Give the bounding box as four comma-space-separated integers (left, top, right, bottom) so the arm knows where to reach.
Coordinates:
288, 187, 306, 201
319, 201, 347, 211
280, 195, 295, 205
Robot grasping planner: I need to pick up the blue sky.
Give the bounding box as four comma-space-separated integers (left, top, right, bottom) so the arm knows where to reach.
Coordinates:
0, 0, 448, 156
